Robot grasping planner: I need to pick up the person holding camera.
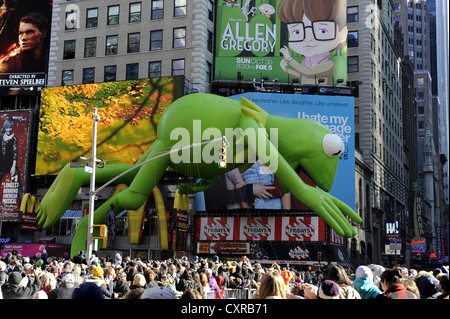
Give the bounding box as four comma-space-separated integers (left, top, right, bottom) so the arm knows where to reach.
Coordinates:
1, 266, 42, 299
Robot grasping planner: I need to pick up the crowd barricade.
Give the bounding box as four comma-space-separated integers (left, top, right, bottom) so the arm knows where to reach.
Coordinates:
223, 288, 257, 299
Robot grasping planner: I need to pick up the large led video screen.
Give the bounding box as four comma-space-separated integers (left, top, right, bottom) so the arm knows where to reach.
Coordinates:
196, 92, 355, 212
214, 0, 348, 84
36, 76, 184, 175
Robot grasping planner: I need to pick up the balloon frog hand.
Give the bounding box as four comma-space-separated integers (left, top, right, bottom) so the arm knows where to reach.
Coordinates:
298, 185, 362, 238
37, 164, 87, 228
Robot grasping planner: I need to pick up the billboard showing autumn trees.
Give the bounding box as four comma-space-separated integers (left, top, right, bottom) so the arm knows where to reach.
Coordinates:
36, 76, 184, 175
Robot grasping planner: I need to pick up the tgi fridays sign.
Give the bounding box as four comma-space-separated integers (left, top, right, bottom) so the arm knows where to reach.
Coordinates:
196, 216, 325, 242
288, 246, 310, 260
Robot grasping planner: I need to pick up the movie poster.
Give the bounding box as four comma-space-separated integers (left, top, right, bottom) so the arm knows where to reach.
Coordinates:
0, 0, 53, 95
215, 0, 348, 84
0, 111, 30, 221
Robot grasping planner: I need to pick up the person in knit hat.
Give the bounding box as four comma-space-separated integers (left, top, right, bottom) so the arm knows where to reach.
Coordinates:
85, 266, 113, 298
49, 274, 77, 299
317, 280, 340, 299
280, 270, 293, 290
1, 268, 41, 299
353, 265, 382, 299
72, 282, 104, 299
417, 275, 442, 299
140, 286, 177, 299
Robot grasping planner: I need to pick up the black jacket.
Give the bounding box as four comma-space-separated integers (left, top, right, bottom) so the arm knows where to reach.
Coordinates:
113, 280, 130, 297
48, 284, 76, 299
1, 274, 41, 299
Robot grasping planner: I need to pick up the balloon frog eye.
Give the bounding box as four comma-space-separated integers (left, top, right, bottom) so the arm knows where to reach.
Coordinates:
323, 134, 344, 158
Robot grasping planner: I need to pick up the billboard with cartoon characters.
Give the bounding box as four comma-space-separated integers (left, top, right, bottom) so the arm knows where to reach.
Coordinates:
215, 0, 348, 85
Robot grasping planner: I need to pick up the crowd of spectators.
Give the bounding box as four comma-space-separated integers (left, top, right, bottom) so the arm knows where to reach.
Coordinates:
1, 249, 449, 300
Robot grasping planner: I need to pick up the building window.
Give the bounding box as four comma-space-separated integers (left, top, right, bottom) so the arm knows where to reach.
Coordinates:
62, 70, 74, 85
84, 37, 97, 58
63, 40, 76, 59
348, 56, 359, 73
104, 65, 117, 82
174, 0, 187, 17
418, 105, 424, 114
348, 31, 358, 47
172, 59, 185, 76
417, 91, 424, 100
151, 0, 164, 20
418, 120, 424, 130
126, 63, 139, 80
347, 6, 358, 23
129, 2, 142, 23
106, 35, 118, 55
149, 61, 162, 78
65, 9, 77, 30
207, 30, 213, 53
107, 5, 120, 25
82, 68, 95, 84
86, 8, 98, 28
150, 30, 163, 51
127, 32, 140, 53
208, 0, 214, 21
173, 27, 186, 48
206, 62, 212, 84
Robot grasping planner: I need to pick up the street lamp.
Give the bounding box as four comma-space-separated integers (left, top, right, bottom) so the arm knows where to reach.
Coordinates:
86, 108, 101, 261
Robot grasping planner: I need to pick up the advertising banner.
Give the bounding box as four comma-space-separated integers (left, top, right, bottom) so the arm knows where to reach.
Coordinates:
195, 216, 325, 242
197, 242, 250, 255
436, 226, 444, 263
1, 243, 70, 258
0, 0, 53, 95
411, 237, 426, 258
36, 76, 184, 175
196, 92, 355, 213
215, 0, 348, 84
0, 111, 30, 221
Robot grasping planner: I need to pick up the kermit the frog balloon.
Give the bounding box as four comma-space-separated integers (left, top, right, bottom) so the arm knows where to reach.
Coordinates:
37, 93, 362, 257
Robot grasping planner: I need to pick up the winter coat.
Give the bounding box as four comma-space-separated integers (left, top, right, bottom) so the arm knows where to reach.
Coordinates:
417, 275, 442, 299
338, 284, 361, 299
113, 280, 130, 297
376, 284, 418, 299
85, 276, 113, 299
177, 278, 196, 292
1, 273, 41, 299
354, 276, 382, 299
207, 276, 220, 293
48, 284, 76, 299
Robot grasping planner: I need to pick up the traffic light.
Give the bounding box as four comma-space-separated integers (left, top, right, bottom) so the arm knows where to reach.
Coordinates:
99, 225, 108, 238
218, 145, 227, 168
